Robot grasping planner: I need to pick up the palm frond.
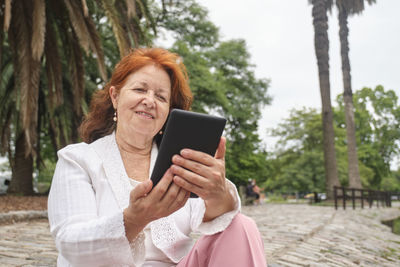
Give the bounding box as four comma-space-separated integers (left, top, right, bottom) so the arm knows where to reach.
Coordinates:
0, 106, 12, 155
82, 0, 89, 17
63, 0, 90, 53
101, 0, 131, 57
3, 0, 12, 31
48, 113, 60, 151
66, 0, 107, 80
85, 15, 107, 80
0, 4, 4, 71
0, 62, 15, 154
126, 0, 136, 18
336, 0, 376, 16
136, 0, 157, 34
68, 31, 85, 117
44, 18, 63, 110
31, 0, 46, 61
115, 1, 139, 47
0, 59, 14, 109
9, 0, 40, 156
131, 15, 145, 46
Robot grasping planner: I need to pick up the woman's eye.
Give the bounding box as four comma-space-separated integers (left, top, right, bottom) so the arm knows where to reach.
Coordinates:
133, 88, 146, 93
157, 94, 167, 102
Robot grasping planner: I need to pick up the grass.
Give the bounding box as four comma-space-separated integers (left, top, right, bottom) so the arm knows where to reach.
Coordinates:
310, 201, 335, 207
383, 216, 400, 235
379, 248, 399, 261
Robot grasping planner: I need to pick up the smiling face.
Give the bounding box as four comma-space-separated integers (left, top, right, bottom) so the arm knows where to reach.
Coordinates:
110, 64, 171, 144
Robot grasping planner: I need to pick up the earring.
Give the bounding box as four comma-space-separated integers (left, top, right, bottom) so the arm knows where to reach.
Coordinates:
159, 130, 163, 135
113, 111, 117, 122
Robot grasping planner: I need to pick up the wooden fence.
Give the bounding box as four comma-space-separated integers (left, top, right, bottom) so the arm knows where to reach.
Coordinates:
333, 186, 398, 210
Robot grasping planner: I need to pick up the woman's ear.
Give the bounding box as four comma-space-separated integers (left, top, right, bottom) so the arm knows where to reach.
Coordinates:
109, 86, 118, 109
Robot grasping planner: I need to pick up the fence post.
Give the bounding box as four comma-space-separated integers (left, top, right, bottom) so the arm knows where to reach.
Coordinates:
333, 187, 394, 210
384, 191, 389, 207
376, 191, 379, 208
386, 192, 390, 207
361, 189, 364, 209
334, 186, 338, 210
368, 190, 373, 208
342, 187, 346, 210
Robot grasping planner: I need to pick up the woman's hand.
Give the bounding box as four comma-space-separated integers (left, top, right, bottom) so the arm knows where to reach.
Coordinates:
171, 137, 235, 222
123, 169, 190, 241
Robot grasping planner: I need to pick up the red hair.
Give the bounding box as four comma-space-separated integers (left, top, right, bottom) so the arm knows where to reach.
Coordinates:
79, 48, 193, 143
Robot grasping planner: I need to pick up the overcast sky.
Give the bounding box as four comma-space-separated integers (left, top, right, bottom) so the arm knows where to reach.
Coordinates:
196, 0, 400, 151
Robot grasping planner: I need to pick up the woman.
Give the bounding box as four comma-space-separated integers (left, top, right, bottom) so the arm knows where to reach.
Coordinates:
48, 48, 266, 266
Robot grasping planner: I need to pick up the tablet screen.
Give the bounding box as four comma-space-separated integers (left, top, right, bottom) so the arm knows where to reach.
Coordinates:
150, 109, 226, 197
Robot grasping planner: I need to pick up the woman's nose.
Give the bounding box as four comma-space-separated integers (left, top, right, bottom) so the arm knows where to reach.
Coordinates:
142, 91, 155, 107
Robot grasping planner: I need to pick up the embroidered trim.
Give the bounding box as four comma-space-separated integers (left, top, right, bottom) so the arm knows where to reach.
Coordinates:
151, 216, 177, 249
130, 231, 145, 266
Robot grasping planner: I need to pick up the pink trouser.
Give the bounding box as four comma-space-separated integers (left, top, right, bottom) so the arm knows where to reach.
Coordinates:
177, 213, 267, 267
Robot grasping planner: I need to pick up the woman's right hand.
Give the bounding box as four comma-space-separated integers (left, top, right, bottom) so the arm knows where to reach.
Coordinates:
123, 168, 190, 241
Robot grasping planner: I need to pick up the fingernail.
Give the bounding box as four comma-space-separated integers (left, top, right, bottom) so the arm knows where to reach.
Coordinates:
181, 149, 189, 156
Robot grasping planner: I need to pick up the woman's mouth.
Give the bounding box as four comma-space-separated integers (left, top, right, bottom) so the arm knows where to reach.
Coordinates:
136, 111, 154, 119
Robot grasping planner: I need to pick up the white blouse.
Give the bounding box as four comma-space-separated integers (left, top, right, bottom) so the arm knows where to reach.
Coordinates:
48, 132, 240, 267
128, 179, 172, 266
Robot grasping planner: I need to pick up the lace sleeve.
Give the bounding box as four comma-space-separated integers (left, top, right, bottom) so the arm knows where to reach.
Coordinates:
190, 179, 241, 235
129, 231, 146, 266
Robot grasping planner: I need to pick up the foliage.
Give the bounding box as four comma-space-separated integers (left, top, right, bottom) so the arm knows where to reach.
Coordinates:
266, 108, 327, 193
159, 0, 271, 185
336, 86, 400, 189
266, 86, 400, 193
0, 0, 158, 194
266, 193, 285, 203
0, 0, 272, 193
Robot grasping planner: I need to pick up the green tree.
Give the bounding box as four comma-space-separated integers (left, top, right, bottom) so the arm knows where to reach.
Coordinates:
267, 108, 326, 193
208, 40, 271, 185
335, 0, 376, 189
336, 86, 400, 188
309, 0, 340, 199
0, 0, 156, 195
159, 0, 271, 185
381, 169, 400, 192
267, 87, 400, 193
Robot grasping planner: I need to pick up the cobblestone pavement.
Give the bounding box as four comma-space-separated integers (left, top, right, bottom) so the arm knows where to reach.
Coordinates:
0, 204, 399, 266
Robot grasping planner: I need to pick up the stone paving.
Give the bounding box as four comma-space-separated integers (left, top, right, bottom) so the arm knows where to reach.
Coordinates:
0, 203, 399, 266
241, 204, 400, 267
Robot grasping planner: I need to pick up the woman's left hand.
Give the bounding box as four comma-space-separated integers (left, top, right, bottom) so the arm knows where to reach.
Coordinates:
171, 137, 235, 221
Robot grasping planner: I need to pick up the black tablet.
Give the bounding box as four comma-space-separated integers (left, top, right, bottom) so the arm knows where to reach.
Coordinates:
150, 109, 227, 198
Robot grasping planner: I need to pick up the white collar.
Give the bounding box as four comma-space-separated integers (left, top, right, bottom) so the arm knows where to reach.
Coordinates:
90, 131, 158, 210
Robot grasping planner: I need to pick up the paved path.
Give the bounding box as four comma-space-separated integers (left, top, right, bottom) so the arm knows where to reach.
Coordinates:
0, 204, 399, 266
242, 204, 400, 267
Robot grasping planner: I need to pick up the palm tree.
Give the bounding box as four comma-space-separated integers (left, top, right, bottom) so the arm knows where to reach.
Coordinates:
0, 0, 157, 195
309, 0, 341, 199
335, 0, 376, 189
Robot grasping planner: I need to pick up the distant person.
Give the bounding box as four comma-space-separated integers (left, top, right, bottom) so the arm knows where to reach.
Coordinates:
252, 179, 262, 205
48, 48, 267, 266
246, 179, 260, 204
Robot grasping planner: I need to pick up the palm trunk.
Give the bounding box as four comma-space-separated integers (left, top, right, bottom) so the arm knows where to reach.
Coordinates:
338, 7, 362, 189
7, 133, 34, 195
311, 0, 340, 199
